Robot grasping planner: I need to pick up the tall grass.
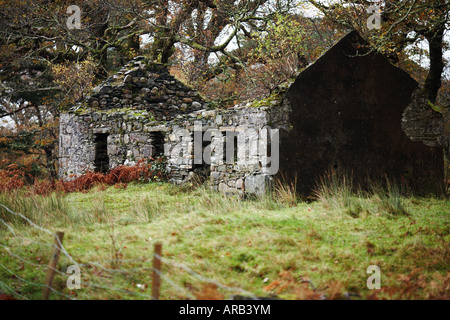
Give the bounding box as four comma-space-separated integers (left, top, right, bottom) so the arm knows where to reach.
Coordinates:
0, 190, 70, 228
0, 171, 412, 233
313, 172, 363, 217
0, 179, 303, 232
313, 172, 408, 217
372, 180, 408, 216
273, 178, 299, 208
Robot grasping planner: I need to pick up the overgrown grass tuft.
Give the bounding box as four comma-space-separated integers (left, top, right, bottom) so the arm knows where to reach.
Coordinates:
0, 190, 70, 228
313, 172, 363, 217
372, 180, 408, 216
273, 178, 299, 208
313, 172, 410, 217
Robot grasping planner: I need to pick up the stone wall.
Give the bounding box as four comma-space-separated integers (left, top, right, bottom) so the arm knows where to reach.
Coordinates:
60, 31, 445, 197
59, 102, 282, 196
402, 89, 444, 147
59, 111, 171, 177
82, 56, 207, 120
279, 31, 444, 195
60, 56, 284, 196
164, 106, 276, 195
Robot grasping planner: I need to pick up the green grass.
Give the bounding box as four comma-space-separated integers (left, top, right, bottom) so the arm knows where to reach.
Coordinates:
0, 183, 449, 300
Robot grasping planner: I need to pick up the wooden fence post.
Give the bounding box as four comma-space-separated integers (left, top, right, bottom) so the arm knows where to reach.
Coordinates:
42, 231, 64, 300
152, 242, 162, 300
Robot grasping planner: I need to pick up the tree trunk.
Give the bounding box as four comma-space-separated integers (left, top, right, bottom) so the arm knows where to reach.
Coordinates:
423, 27, 444, 103
44, 146, 57, 179
127, 34, 141, 54
150, 0, 169, 62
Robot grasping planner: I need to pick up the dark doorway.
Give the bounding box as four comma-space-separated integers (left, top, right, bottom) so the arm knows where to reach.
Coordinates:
94, 133, 109, 173
192, 131, 211, 182
150, 132, 165, 157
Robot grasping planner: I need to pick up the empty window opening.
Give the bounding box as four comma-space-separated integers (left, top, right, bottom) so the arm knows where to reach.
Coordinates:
94, 133, 109, 173
193, 131, 210, 167
150, 132, 165, 157
224, 132, 238, 164
192, 131, 211, 181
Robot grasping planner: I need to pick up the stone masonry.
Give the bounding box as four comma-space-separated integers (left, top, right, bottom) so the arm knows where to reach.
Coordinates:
59, 31, 445, 196
59, 57, 282, 196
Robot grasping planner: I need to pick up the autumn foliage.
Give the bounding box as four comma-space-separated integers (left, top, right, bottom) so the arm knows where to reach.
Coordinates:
0, 162, 27, 192
0, 158, 167, 195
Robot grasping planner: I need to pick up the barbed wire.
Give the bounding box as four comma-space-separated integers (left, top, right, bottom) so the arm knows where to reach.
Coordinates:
0, 279, 29, 300
155, 268, 197, 300
0, 204, 79, 267
83, 255, 258, 299
0, 262, 75, 300
0, 244, 68, 277
0, 202, 259, 300
85, 282, 155, 300
159, 254, 258, 300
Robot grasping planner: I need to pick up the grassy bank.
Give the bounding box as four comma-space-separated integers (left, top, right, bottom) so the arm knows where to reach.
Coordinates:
0, 183, 448, 300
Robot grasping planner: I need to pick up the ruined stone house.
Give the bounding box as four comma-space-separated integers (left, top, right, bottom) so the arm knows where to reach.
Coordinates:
59, 31, 445, 195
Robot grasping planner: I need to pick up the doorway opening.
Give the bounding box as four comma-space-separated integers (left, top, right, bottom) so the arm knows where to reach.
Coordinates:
94, 133, 109, 173
150, 132, 165, 157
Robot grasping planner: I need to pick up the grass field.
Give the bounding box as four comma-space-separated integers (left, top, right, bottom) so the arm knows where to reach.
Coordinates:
0, 182, 449, 300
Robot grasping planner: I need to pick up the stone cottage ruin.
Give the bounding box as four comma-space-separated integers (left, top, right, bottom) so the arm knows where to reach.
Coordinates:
59, 31, 445, 195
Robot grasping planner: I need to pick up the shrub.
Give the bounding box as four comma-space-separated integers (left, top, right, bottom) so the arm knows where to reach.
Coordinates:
0, 157, 168, 196
0, 163, 28, 193
371, 180, 408, 216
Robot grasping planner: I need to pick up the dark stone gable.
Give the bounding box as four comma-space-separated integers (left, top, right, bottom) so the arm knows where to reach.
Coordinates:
278, 30, 444, 195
